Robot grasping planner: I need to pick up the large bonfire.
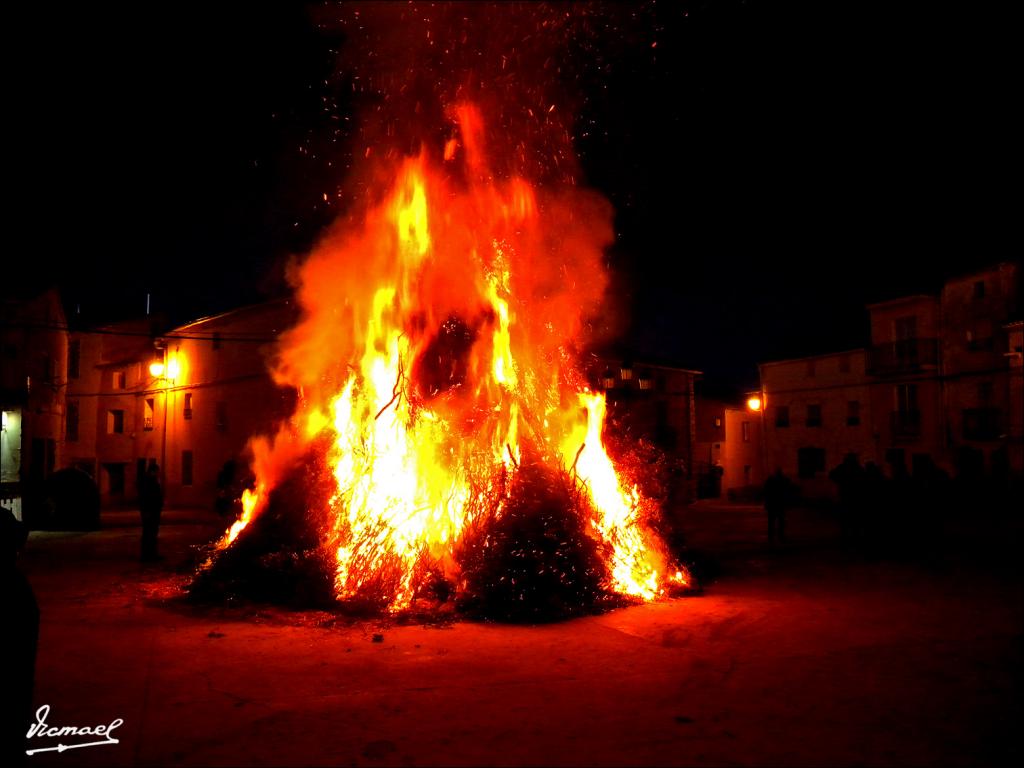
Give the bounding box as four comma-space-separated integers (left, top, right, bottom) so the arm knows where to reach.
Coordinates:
193, 7, 690, 620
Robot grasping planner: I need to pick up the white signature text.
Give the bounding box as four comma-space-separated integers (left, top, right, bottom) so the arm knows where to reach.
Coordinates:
25, 705, 123, 756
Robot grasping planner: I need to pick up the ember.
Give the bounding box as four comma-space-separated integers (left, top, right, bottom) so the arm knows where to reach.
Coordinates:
193, 7, 691, 618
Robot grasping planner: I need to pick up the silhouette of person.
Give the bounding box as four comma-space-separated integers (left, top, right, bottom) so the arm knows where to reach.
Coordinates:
139, 461, 164, 562
889, 458, 914, 550
763, 468, 795, 545
861, 461, 887, 552
1, 509, 38, 766
830, 453, 865, 544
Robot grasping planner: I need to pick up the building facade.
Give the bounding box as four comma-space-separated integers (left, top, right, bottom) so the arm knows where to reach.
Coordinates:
693, 396, 763, 499
759, 349, 873, 497
1, 288, 68, 521
64, 317, 164, 504
759, 263, 1022, 496
63, 300, 298, 512
1006, 321, 1023, 482
584, 356, 700, 503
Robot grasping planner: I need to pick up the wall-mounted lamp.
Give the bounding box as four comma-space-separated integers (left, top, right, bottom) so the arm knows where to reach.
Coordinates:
747, 396, 763, 411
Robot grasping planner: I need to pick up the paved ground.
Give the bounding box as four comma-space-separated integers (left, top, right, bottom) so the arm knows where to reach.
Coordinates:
18, 502, 1024, 766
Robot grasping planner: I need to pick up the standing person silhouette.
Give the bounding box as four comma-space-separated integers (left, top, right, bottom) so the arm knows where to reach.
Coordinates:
763, 468, 795, 545
139, 461, 164, 562
1, 509, 38, 766
830, 453, 866, 545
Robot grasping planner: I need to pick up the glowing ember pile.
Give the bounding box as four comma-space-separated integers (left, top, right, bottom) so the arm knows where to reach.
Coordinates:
196, 96, 689, 616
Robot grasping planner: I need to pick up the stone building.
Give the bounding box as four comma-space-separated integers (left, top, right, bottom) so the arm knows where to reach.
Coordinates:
64, 300, 297, 511
759, 262, 1021, 497
64, 317, 164, 503
1006, 320, 1023, 485
0, 288, 68, 521
759, 349, 874, 497
693, 394, 764, 500
150, 300, 297, 507
583, 356, 700, 502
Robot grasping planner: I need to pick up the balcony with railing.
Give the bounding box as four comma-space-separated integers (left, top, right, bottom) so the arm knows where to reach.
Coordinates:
962, 408, 1002, 441
890, 409, 921, 440
868, 338, 939, 375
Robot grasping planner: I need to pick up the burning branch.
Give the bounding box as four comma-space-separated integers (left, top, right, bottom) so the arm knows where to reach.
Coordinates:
374, 357, 406, 421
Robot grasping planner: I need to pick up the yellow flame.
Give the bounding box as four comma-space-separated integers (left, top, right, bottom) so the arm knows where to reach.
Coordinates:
395, 173, 430, 256
560, 392, 666, 600
213, 151, 685, 610
222, 486, 263, 547
322, 175, 523, 611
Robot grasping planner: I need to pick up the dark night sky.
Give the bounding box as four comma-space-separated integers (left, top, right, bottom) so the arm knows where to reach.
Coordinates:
10, 1, 1017, 390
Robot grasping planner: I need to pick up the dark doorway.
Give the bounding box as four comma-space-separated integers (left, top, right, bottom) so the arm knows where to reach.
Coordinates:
136, 458, 147, 498
956, 446, 985, 481
104, 463, 126, 497
797, 446, 825, 479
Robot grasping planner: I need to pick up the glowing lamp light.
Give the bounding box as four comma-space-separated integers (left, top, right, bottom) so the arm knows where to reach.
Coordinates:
166, 358, 181, 380
747, 396, 763, 412
149, 361, 165, 377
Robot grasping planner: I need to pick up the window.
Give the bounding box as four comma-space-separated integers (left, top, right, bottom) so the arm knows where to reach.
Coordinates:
742, 421, 750, 442
974, 280, 985, 299
847, 400, 860, 426
215, 401, 228, 433
68, 340, 80, 379
29, 438, 56, 481
806, 404, 822, 427
144, 398, 155, 431
66, 401, 79, 442
212, 332, 222, 351
183, 392, 193, 420
895, 383, 918, 414
181, 450, 194, 486
963, 408, 1000, 440
892, 385, 921, 437
894, 315, 917, 341
797, 446, 826, 479
104, 462, 126, 495
107, 409, 125, 434
978, 381, 993, 406
775, 406, 790, 428
112, 370, 126, 389
713, 416, 722, 428
743, 465, 752, 483
967, 320, 994, 351
839, 354, 851, 374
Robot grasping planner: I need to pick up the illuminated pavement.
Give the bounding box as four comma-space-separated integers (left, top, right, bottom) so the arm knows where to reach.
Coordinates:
20, 503, 1023, 767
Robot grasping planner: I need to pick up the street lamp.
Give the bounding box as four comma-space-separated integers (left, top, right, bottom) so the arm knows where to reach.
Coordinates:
748, 389, 768, 487
151, 342, 177, 492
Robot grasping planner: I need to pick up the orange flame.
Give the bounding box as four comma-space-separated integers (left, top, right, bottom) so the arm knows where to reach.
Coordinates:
212, 103, 686, 610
